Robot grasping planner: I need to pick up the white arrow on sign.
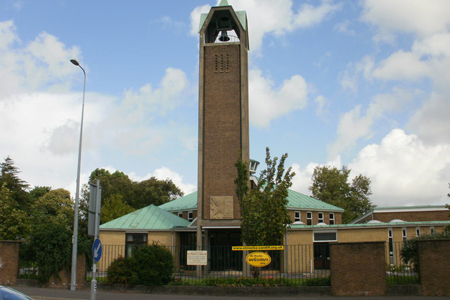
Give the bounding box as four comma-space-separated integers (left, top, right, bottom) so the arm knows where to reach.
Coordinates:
94, 243, 101, 259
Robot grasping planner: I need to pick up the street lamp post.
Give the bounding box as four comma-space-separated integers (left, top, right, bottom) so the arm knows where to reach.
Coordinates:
70, 59, 86, 291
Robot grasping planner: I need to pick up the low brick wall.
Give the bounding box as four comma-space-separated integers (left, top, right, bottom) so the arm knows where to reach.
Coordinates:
418, 239, 450, 296
47, 255, 86, 290
330, 241, 386, 296
0, 240, 21, 285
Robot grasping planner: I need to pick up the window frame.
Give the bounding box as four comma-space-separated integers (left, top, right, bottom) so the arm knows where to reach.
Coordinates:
294, 211, 301, 222
313, 230, 337, 242
318, 212, 324, 223
306, 212, 312, 225
329, 213, 335, 225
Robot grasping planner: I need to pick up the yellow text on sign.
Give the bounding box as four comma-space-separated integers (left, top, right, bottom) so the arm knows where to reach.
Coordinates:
232, 245, 284, 251
246, 252, 271, 267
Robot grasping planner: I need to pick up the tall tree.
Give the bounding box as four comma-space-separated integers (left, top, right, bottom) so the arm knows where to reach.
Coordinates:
100, 194, 135, 224
32, 188, 74, 226
0, 157, 31, 210
131, 177, 183, 208
29, 186, 52, 201
0, 184, 30, 239
309, 165, 374, 223
88, 168, 183, 210
235, 147, 295, 247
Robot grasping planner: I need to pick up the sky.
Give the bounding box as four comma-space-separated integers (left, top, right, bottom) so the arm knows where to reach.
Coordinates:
1, 0, 450, 208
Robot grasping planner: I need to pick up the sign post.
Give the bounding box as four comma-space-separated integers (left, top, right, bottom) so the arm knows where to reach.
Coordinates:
89, 180, 101, 300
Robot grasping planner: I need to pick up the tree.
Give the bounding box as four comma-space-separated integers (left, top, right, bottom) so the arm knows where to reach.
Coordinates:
88, 168, 183, 210
235, 147, 295, 247
32, 188, 74, 226
309, 165, 374, 223
0, 184, 30, 239
101, 194, 135, 224
131, 177, 183, 208
29, 186, 52, 201
0, 156, 32, 211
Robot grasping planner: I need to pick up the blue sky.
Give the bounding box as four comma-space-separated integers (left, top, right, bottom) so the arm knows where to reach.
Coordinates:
1, 0, 449, 207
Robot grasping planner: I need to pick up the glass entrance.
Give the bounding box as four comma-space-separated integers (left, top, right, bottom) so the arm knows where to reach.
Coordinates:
313, 243, 330, 270
209, 230, 242, 271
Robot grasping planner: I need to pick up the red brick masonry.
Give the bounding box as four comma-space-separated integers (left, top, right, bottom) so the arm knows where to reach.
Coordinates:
418, 239, 450, 296
330, 241, 386, 296
0, 241, 20, 285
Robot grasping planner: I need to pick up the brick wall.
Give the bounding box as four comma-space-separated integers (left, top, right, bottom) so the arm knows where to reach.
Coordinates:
47, 254, 85, 290
0, 241, 20, 285
202, 44, 244, 220
361, 210, 449, 223
330, 241, 386, 296
418, 239, 450, 296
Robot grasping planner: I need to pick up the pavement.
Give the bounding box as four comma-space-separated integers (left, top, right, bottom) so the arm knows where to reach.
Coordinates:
12, 285, 450, 300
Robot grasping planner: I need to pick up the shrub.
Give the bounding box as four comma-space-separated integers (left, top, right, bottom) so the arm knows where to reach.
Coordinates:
106, 256, 136, 285
132, 243, 174, 285
400, 232, 450, 274
106, 243, 174, 286
304, 276, 331, 286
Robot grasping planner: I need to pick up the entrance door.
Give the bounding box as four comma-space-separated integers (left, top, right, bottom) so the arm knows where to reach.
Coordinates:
209, 230, 242, 271
314, 243, 330, 269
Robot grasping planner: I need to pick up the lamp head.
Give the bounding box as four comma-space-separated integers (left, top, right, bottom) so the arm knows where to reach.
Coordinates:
70, 59, 80, 66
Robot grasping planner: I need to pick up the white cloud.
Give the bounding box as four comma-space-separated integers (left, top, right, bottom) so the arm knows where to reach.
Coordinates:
0, 21, 195, 198
372, 50, 429, 81
190, 0, 341, 53
0, 20, 80, 99
334, 19, 355, 35
329, 88, 414, 159
129, 167, 197, 196
361, 0, 450, 42
350, 129, 450, 206
249, 68, 308, 127
408, 93, 450, 145
314, 95, 329, 119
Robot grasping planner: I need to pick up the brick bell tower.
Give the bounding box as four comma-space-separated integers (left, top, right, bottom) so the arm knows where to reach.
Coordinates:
196, 0, 249, 248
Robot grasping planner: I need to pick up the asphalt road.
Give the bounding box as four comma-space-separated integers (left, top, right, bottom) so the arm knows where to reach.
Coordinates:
12, 286, 450, 300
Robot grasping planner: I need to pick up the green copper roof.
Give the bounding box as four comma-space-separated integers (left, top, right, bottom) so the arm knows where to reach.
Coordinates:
286, 189, 344, 211
100, 204, 190, 230
159, 189, 343, 212
159, 192, 197, 211
198, 4, 247, 32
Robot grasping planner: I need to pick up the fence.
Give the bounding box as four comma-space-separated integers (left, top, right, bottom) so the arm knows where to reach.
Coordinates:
21, 242, 418, 286
93, 244, 329, 285
386, 241, 419, 284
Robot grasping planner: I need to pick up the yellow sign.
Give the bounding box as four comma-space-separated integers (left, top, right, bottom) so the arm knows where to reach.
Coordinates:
232, 245, 284, 251
246, 252, 271, 267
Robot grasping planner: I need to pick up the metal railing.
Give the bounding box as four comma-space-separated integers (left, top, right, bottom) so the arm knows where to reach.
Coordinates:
20, 242, 418, 286
386, 241, 419, 284
95, 244, 330, 286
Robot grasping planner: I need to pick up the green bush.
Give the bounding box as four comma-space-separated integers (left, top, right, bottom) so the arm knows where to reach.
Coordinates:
304, 276, 331, 286
106, 256, 136, 284
132, 243, 174, 285
106, 243, 174, 286
400, 232, 450, 274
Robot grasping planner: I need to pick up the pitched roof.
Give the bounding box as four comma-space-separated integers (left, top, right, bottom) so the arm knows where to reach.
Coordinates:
159, 190, 344, 212
100, 204, 190, 230
159, 192, 197, 211
286, 189, 344, 211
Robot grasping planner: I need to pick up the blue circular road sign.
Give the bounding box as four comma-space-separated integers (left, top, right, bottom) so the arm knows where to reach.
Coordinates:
93, 238, 102, 262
